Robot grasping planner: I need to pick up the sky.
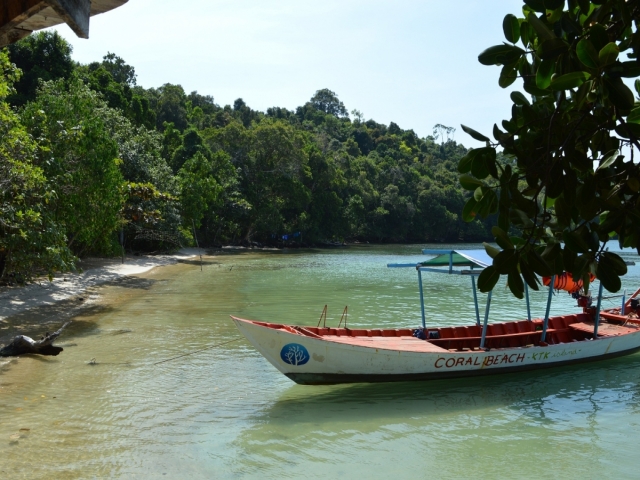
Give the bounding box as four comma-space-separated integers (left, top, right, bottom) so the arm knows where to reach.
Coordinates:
48, 0, 527, 147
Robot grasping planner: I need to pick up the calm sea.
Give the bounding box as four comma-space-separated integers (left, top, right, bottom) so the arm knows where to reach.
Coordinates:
1, 244, 639, 479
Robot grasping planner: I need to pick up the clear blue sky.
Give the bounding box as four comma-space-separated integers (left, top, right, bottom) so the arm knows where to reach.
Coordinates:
49, 0, 525, 147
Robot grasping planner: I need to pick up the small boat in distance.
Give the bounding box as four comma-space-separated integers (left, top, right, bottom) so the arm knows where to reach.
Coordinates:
232, 249, 640, 385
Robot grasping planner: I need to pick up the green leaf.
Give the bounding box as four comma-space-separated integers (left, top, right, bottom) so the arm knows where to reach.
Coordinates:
510, 91, 530, 105
524, 0, 546, 12
462, 198, 478, 222
503, 14, 521, 43
528, 250, 553, 276
475, 189, 498, 217
484, 148, 499, 179
461, 124, 490, 142
458, 149, 477, 173
494, 249, 519, 274
536, 58, 555, 89
471, 155, 490, 179
573, 253, 590, 276
527, 12, 556, 42
459, 174, 484, 190
627, 107, 640, 124
507, 271, 525, 299
605, 77, 635, 111
499, 63, 518, 88
547, 7, 563, 24
478, 44, 525, 66
577, 0, 590, 14
484, 243, 501, 259
563, 246, 577, 273
510, 209, 534, 228
560, 11, 580, 34
545, 0, 564, 9
478, 265, 501, 293
620, 61, 640, 78
549, 71, 590, 91
598, 42, 620, 66
536, 38, 569, 60
597, 149, 620, 171
597, 263, 621, 292
588, 24, 609, 51
520, 20, 533, 48
545, 161, 564, 199
492, 225, 514, 250
554, 195, 572, 227
601, 251, 627, 276
576, 38, 599, 68
523, 83, 551, 96
563, 231, 590, 254
615, 123, 640, 139
519, 258, 540, 290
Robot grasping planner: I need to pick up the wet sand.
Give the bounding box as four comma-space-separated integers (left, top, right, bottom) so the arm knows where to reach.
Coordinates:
0, 248, 206, 346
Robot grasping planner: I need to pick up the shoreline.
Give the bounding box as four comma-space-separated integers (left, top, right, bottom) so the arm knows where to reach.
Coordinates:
0, 248, 205, 342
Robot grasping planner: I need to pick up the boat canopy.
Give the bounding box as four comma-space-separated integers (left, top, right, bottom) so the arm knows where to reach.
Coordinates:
387, 248, 608, 348
420, 249, 492, 270
387, 249, 491, 273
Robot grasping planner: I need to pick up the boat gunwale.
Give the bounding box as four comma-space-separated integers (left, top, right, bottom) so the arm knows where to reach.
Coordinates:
231, 310, 640, 354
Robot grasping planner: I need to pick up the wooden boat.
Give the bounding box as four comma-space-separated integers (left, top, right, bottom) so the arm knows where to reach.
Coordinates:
232, 249, 640, 385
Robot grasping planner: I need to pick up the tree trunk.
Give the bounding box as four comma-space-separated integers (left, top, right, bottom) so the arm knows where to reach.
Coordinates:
0, 321, 70, 357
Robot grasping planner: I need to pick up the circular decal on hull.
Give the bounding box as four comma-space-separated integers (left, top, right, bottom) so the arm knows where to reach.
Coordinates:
280, 343, 310, 366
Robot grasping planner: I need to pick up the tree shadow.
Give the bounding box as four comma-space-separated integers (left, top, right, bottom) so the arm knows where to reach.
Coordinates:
175, 259, 222, 267
0, 275, 159, 346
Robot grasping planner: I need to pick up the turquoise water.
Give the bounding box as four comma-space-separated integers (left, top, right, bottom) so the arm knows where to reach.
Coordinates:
1, 244, 639, 479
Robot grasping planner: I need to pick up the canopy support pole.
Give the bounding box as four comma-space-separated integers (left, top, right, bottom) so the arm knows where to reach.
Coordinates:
418, 268, 426, 329
541, 275, 555, 343
479, 290, 493, 349
525, 283, 532, 322
594, 282, 604, 338
621, 289, 627, 315
471, 275, 481, 327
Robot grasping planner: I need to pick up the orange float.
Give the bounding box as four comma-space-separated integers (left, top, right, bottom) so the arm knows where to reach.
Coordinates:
542, 272, 596, 293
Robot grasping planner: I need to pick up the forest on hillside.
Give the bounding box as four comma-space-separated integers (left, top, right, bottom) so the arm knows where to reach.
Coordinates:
0, 32, 494, 282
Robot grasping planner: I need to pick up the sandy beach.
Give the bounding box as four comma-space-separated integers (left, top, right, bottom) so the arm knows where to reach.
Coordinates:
0, 248, 205, 344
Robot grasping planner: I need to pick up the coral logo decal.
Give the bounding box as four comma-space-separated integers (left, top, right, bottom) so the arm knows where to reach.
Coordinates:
280, 343, 310, 366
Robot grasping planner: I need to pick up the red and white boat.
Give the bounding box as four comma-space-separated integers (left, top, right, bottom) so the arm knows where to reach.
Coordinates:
232, 249, 640, 385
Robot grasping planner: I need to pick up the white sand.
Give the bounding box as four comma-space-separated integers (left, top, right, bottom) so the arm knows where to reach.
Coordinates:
0, 248, 204, 322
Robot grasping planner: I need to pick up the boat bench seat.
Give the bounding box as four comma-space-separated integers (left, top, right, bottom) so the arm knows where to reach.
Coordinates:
569, 322, 620, 337
599, 312, 640, 326
429, 328, 571, 350
312, 327, 415, 337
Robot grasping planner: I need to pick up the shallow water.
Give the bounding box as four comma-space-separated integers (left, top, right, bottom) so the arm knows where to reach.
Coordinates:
1, 244, 640, 479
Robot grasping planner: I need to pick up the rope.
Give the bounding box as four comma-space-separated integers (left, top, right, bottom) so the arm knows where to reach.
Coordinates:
151, 337, 242, 366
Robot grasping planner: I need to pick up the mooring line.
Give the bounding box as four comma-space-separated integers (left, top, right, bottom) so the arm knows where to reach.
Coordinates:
151, 337, 242, 366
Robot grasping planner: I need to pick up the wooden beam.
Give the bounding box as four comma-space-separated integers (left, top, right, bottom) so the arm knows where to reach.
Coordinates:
0, 28, 32, 48
0, 0, 47, 34
45, 0, 91, 39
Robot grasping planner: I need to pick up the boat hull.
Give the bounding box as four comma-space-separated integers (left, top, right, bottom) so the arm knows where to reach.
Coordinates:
232, 316, 640, 385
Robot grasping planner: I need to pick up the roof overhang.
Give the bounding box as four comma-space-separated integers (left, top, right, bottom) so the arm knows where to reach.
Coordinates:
0, 0, 128, 47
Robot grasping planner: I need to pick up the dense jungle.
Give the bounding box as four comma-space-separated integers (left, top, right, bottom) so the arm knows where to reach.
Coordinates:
0, 32, 494, 282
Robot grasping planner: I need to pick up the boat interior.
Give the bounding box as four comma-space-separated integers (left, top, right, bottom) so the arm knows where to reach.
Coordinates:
250, 309, 640, 352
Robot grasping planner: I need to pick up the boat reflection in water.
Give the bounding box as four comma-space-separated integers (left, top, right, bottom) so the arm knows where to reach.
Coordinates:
232, 353, 640, 477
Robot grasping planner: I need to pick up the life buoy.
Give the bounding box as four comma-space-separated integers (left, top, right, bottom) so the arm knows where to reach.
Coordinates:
542, 272, 596, 293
